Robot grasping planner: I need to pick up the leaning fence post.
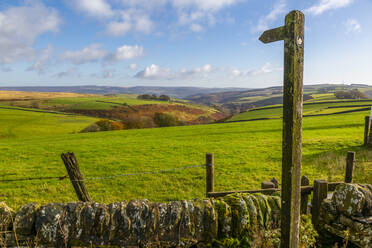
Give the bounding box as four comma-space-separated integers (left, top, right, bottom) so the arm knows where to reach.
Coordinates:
345, 151, 355, 183
311, 180, 328, 228
206, 153, 214, 197
364, 116, 370, 146
300, 176, 310, 214
61, 152, 92, 202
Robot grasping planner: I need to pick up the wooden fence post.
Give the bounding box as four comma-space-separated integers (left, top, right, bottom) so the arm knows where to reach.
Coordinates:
311, 180, 328, 228
364, 116, 370, 146
206, 153, 214, 197
300, 176, 309, 214
345, 151, 355, 183
260, 10, 304, 248
61, 152, 92, 202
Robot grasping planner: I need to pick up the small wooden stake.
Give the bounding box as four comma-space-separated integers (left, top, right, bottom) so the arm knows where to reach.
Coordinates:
300, 176, 310, 214
345, 151, 355, 183
364, 116, 370, 146
312, 180, 328, 228
260, 10, 304, 248
61, 152, 92, 202
206, 153, 214, 197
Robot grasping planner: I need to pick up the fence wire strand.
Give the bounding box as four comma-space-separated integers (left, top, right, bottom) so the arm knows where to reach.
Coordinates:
0, 164, 206, 184
0, 175, 67, 183
73, 164, 206, 181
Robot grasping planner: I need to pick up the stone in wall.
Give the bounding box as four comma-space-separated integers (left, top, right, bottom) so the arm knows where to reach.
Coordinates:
319, 183, 372, 248
0, 194, 282, 247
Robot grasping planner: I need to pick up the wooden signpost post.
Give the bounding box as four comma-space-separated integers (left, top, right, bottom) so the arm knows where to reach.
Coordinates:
259, 10, 304, 248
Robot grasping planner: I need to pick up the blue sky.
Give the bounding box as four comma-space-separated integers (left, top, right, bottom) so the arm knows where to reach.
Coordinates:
0, 0, 371, 88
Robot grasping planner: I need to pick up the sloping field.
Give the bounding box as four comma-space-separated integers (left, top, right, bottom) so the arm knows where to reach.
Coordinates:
1, 106, 371, 209
0, 90, 93, 100
0, 106, 98, 139
230, 100, 372, 121
0, 91, 223, 123
1, 94, 172, 110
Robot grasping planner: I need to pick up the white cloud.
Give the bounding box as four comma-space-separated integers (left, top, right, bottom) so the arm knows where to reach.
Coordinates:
255, 0, 286, 32
135, 64, 173, 79
344, 18, 361, 33
0, 2, 61, 64
102, 68, 116, 78
192, 64, 212, 73
106, 9, 154, 36
129, 63, 138, 70
306, 0, 354, 15
27, 45, 54, 74
231, 63, 282, 77
106, 21, 131, 36
54, 67, 80, 78
60, 44, 108, 64
106, 45, 144, 62
67, 0, 113, 18
171, 0, 238, 11
117, 0, 168, 10
190, 23, 203, 32
135, 64, 213, 79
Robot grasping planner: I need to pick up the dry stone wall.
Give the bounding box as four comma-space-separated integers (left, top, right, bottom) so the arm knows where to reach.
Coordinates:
0, 194, 281, 247
1, 183, 371, 247
318, 183, 372, 247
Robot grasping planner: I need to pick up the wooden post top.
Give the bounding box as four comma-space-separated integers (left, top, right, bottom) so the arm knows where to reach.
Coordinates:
259, 10, 304, 44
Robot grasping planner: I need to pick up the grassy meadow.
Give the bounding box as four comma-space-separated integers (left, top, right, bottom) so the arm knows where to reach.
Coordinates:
230, 99, 372, 121
3, 94, 174, 110
1, 102, 371, 209
0, 106, 98, 139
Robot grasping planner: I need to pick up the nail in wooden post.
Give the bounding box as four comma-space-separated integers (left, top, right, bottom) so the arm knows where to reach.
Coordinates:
311, 180, 328, 229
260, 10, 304, 248
345, 151, 355, 183
300, 176, 309, 214
206, 153, 214, 197
364, 116, 370, 146
61, 152, 92, 202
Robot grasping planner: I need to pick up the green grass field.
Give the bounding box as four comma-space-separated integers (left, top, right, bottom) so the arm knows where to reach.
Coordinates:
230, 100, 372, 121
1, 102, 371, 209
0, 106, 98, 139
5, 94, 173, 110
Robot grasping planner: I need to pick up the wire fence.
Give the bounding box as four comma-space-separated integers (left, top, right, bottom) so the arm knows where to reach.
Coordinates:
0, 164, 206, 183
76, 164, 206, 181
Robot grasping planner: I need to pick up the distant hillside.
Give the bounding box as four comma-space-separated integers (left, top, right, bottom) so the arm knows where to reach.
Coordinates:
0, 85, 249, 99
186, 83, 372, 114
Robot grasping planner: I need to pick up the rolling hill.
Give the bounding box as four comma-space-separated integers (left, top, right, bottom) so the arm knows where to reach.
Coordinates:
1, 97, 371, 209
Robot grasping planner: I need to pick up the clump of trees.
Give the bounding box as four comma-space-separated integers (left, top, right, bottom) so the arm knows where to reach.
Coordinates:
81, 119, 124, 133
137, 94, 171, 101
334, 89, 367, 99
153, 112, 178, 127
81, 112, 179, 133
